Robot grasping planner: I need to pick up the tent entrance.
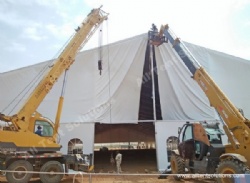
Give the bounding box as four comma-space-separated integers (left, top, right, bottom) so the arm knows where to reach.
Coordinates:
93, 123, 157, 173
94, 123, 156, 150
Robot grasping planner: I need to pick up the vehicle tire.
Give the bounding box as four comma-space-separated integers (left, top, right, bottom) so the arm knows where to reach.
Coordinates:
6, 160, 33, 183
170, 153, 185, 181
216, 159, 250, 183
39, 161, 64, 183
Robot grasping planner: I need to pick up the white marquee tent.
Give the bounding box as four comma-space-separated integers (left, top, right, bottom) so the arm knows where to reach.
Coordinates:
1, 33, 250, 171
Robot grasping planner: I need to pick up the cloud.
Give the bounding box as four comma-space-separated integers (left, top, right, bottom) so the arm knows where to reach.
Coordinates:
0, 9, 25, 27
22, 23, 47, 41
79, 0, 250, 61
0, 0, 249, 73
36, 0, 60, 7
245, 21, 250, 27
4, 42, 26, 52
231, 0, 250, 11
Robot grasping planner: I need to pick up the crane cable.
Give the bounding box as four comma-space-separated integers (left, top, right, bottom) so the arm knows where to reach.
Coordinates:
106, 20, 111, 124
97, 19, 113, 150
97, 21, 112, 120
2, 66, 48, 115
98, 23, 103, 75
105, 20, 114, 150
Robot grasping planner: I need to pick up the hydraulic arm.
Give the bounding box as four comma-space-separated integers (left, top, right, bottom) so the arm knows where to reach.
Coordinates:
149, 24, 250, 175
151, 25, 250, 149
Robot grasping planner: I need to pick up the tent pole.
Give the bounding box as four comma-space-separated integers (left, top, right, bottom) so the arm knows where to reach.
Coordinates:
150, 44, 157, 122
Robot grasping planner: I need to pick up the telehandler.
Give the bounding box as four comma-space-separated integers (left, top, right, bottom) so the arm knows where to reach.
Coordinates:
149, 24, 250, 183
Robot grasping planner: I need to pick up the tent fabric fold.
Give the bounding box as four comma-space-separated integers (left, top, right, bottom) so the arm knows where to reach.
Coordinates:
0, 33, 249, 124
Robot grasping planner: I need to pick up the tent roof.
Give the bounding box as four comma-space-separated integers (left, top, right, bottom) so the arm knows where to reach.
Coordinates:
0, 33, 250, 123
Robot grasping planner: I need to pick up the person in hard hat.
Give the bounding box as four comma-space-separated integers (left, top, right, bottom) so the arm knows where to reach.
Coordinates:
115, 151, 122, 173
35, 125, 43, 136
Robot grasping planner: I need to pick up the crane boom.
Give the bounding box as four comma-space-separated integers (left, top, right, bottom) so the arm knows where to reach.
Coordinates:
0, 7, 108, 153
0, 7, 108, 131
0, 8, 108, 183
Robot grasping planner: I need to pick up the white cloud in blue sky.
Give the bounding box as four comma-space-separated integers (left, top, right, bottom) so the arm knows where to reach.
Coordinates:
0, 0, 249, 72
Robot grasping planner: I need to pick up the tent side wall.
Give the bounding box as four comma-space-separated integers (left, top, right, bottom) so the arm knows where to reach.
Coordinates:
60, 123, 95, 155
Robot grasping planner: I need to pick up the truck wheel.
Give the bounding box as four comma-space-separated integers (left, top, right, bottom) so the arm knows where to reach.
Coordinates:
216, 159, 250, 183
39, 161, 64, 183
170, 154, 185, 181
6, 160, 33, 183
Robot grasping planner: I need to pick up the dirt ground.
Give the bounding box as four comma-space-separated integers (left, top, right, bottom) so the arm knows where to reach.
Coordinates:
0, 162, 216, 183
61, 174, 216, 183
0, 174, 216, 183
0, 161, 216, 183
0, 150, 216, 183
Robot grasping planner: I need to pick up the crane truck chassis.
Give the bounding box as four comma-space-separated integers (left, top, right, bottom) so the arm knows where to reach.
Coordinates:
0, 7, 108, 183
149, 25, 250, 182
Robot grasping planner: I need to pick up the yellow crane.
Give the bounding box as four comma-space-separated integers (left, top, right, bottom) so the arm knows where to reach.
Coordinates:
149, 24, 250, 182
0, 7, 108, 183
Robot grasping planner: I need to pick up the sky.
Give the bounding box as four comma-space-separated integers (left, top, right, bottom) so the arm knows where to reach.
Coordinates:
0, 0, 250, 73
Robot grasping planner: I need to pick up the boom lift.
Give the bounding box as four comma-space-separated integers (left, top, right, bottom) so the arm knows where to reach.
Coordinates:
149, 25, 250, 182
0, 7, 108, 183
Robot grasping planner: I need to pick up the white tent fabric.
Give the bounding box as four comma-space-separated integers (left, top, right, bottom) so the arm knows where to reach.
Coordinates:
1, 32, 250, 172
185, 42, 250, 119
155, 42, 217, 120
0, 34, 147, 124
153, 41, 250, 170
0, 33, 250, 124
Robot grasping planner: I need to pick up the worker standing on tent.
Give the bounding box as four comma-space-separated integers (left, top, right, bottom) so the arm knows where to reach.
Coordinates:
115, 151, 122, 173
